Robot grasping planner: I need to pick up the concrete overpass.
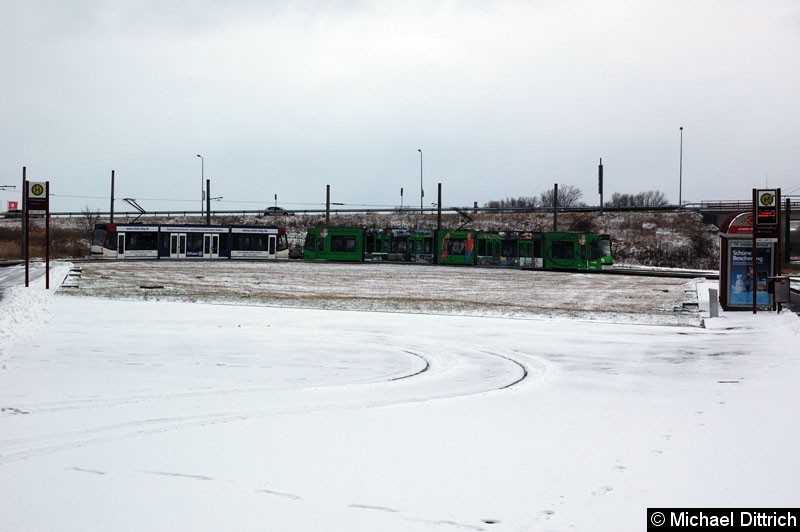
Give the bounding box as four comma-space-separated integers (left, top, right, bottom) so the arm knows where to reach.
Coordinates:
693, 199, 800, 262
693, 199, 800, 227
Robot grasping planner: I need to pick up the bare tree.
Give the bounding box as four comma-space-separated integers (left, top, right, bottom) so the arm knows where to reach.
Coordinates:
608, 190, 668, 207
484, 196, 539, 212
539, 185, 584, 208
80, 206, 101, 238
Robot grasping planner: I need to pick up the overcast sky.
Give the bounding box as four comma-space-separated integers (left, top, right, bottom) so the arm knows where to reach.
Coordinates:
2, 0, 799, 213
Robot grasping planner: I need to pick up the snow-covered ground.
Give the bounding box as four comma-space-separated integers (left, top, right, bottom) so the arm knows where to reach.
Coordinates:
1, 261, 798, 532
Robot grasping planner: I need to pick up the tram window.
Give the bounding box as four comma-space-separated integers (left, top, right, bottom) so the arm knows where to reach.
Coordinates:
186, 234, 204, 254
479, 239, 498, 257
304, 234, 316, 251
589, 240, 600, 260
533, 238, 542, 258
125, 232, 157, 250
331, 236, 357, 252
92, 229, 107, 247
232, 234, 268, 251
599, 239, 611, 258
551, 240, 574, 259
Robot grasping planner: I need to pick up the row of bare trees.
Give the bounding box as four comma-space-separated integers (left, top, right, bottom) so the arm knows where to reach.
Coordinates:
484, 187, 668, 210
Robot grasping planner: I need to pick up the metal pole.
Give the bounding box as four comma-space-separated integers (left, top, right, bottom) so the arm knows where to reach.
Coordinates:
206, 178, 211, 226
325, 184, 330, 225
679, 127, 684, 206
110, 170, 115, 224
777, 189, 783, 313
553, 183, 558, 231
752, 188, 757, 314
45, 181, 50, 290
785, 198, 792, 264
20, 167, 26, 261
437, 183, 442, 230
418, 148, 423, 214
24, 177, 29, 287
598, 158, 604, 215
196, 154, 204, 217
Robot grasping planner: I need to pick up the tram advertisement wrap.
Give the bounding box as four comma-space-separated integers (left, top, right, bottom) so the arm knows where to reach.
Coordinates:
728, 241, 772, 307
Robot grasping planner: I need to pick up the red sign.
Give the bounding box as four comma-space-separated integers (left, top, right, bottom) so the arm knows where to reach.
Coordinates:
8, 201, 18, 210
726, 212, 753, 234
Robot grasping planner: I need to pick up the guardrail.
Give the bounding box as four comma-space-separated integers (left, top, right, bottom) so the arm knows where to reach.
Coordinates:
44, 205, 687, 219
698, 199, 800, 211
13, 199, 800, 219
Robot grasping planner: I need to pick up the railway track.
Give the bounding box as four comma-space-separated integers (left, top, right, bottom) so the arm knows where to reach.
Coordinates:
598, 266, 719, 280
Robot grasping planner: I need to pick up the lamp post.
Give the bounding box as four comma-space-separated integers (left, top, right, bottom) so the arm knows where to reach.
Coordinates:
418, 148, 423, 214
196, 154, 204, 216
678, 127, 683, 206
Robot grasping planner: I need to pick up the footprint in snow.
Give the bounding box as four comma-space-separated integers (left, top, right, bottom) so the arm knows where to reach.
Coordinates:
591, 486, 614, 497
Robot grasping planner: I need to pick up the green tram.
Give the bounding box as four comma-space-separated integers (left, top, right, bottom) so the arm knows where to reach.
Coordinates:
304, 227, 612, 271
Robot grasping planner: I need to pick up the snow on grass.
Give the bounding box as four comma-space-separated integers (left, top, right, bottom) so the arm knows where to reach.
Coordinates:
0, 261, 798, 531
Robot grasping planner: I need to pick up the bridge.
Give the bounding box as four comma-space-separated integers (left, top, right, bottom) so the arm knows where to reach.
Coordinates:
692, 199, 800, 228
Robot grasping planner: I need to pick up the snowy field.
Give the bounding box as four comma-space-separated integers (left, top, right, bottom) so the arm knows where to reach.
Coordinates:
1, 261, 799, 532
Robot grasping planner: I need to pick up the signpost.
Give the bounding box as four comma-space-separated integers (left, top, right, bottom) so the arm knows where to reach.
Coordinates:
750, 188, 781, 313
24, 179, 51, 289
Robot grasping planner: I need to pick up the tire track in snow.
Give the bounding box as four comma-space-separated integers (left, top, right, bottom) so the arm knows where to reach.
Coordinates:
0, 346, 544, 466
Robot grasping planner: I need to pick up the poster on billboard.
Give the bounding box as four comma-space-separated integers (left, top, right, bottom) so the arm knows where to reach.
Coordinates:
727, 240, 773, 307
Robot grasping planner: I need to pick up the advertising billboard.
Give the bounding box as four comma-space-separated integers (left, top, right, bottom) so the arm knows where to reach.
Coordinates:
727, 240, 773, 308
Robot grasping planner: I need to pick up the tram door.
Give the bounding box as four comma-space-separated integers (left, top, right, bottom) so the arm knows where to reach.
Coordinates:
204, 234, 220, 259
170, 233, 187, 259
268, 234, 277, 258
117, 234, 125, 258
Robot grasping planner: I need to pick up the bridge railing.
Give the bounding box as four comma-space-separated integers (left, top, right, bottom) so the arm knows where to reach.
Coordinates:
699, 199, 800, 211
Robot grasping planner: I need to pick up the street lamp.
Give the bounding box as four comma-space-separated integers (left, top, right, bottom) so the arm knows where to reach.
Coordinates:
196, 154, 204, 216
678, 127, 683, 206
418, 148, 423, 214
